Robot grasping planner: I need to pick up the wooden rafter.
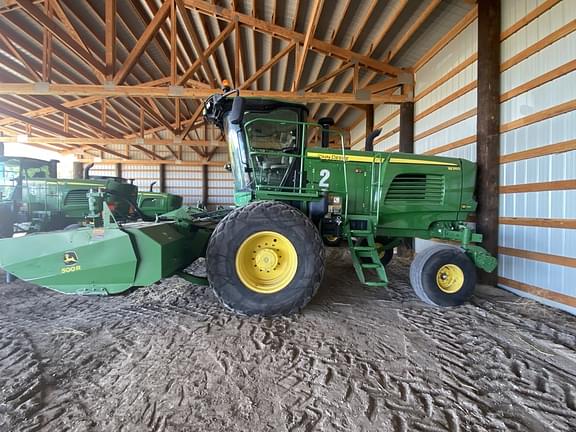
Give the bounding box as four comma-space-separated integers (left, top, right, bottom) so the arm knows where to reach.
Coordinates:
114, 0, 171, 85
183, 0, 404, 77
292, 0, 324, 91
105, 0, 116, 79
178, 20, 235, 85
0, 32, 41, 81
318, 0, 410, 122
15, 0, 105, 75
175, 0, 216, 87
240, 41, 295, 90
387, 0, 442, 61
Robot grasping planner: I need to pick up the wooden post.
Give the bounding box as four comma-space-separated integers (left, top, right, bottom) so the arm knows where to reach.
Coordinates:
365, 105, 374, 151
201, 164, 208, 207
73, 162, 83, 179
476, 0, 500, 286
399, 102, 414, 154
159, 163, 166, 192
115, 163, 122, 179
398, 101, 415, 256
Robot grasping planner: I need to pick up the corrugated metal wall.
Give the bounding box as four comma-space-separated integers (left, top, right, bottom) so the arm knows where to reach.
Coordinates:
498, 0, 576, 314
350, 0, 576, 313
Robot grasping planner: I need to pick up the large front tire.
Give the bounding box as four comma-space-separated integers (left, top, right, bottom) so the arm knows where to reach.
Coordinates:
409, 245, 476, 306
206, 201, 325, 316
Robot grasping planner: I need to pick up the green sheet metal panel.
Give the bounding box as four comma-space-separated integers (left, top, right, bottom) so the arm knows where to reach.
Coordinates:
0, 227, 137, 294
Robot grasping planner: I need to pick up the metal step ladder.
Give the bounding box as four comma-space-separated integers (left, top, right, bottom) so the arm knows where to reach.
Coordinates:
347, 218, 388, 287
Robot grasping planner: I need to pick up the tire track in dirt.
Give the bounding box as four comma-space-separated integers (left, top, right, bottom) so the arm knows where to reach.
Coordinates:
1, 258, 576, 431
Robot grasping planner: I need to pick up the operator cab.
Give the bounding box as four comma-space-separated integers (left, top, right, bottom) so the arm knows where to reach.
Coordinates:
0, 156, 57, 201
204, 91, 309, 201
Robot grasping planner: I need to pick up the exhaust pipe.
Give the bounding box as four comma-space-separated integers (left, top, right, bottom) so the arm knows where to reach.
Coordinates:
83, 163, 94, 179
365, 128, 382, 152
149, 181, 157, 192
318, 117, 335, 148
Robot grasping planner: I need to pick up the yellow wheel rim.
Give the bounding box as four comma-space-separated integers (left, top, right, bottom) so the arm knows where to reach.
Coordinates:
375, 242, 385, 260
325, 235, 338, 242
235, 231, 298, 294
436, 264, 464, 293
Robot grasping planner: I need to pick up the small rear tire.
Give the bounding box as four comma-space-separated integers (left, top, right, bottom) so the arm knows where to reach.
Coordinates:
409, 245, 476, 306
323, 235, 341, 247
206, 201, 325, 316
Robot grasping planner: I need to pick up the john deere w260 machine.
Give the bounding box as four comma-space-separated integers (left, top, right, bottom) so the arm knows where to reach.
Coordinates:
0, 89, 496, 316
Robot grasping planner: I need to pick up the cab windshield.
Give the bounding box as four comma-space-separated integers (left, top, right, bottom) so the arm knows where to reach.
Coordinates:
243, 108, 303, 191
0, 158, 20, 200
244, 108, 300, 152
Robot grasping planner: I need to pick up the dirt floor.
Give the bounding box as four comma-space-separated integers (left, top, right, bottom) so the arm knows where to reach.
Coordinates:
1, 250, 576, 432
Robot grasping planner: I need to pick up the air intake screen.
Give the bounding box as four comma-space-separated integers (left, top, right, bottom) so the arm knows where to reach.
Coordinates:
64, 189, 89, 206
385, 174, 444, 204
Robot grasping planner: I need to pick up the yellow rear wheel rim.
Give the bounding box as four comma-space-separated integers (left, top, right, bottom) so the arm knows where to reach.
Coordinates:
436, 264, 464, 293
375, 242, 385, 260
235, 231, 298, 294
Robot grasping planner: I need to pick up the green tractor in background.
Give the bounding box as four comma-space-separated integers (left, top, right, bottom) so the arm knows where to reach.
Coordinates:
0, 89, 497, 316
136, 182, 184, 218
83, 164, 184, 218
0, 156, 139, 238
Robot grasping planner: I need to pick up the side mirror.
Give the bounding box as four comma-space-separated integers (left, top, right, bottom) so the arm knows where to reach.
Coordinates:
229, 97, 245, 125
224, 163, 232, 172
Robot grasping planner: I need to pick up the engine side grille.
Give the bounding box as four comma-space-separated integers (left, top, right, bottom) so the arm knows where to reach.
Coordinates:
384, 174, 445, 204
64, 189, 89, 206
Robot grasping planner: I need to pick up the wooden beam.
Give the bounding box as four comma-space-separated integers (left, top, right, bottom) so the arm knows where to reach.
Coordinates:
388, 0, 441, 61
414, 5, 478, 72
114, 0, 171, 85
0, 135, 221, 147
500, 139, 576, 164
78, 158, 225, 166
0, 83, 409, 104
500, 0, 561, 41
201, 164, 208, 205
360, 77, 402, 94
105, 0, 116, 79
304, 62, 353, 92
500, 217, 576, 229
0, 105, 75, 138
183, 0, 404, 76
312, 0, 409, 121
240, 41, 295, 90
499, 180, 576, 194
399, 102, 414, 154
499, 246, 576, 268
292, 0, 323, 91
175, 0, 216, 86
476, 0, 501, 286
41, 0, 51, 81
364, 105, 374, 151
0, 32, 41, 81
177, 20, 235, 85
14, 0, 105, 75
499, 277, 576, 308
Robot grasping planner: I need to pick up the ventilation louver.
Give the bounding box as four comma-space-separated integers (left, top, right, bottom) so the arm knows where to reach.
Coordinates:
384, 174, 445, 204
64, 189, 89, 206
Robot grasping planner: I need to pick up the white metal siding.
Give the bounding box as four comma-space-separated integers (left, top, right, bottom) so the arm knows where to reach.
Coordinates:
499, 0, 576, 314
413, 0, 576, 313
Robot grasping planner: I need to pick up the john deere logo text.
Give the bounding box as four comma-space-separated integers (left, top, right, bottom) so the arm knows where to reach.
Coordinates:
64, 251, 78, 266
62, 252, 81, 274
